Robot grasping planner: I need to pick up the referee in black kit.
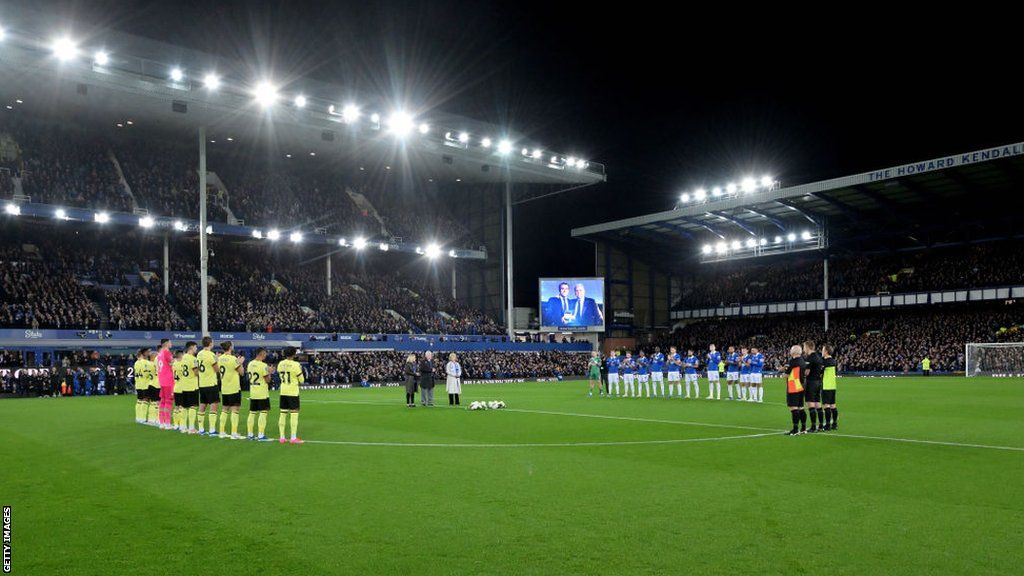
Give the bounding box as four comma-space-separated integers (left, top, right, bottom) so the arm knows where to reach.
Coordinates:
803, 340, 825, 433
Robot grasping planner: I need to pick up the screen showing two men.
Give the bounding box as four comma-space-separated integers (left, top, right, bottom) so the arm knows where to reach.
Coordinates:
539, 278, 605, 332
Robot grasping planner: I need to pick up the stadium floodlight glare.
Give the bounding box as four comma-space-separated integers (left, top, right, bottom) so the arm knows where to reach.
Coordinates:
294, 95, 307, 108
741, 177, 756, 193
531, 148, 543, 159
448, 249, 457, 258
760, 175, 773, 187
54, 208, 67, 220
203, 73, 220, 90
173, 220, 187, 232
51, 37, 78, 61
694, 189, 707, 202
251, 230, 263, 239
497, 139, 513, 155
425, 243, 442, 259
680, 193, 690, 203
774, 235, 782, 244
566, 156, 577, 167
725, 182, 737, 195
138, 216, 154, 229
289, 231, 303, 243
341, 104, 360, 123
481, 137, 493, 149
786, 233, 797, 242
759, 237, 767, 246
379, 242, 390, 251
801, 230, 812, 240
415, 246, 424, 255
731, 240, 742, 250
702, 244, 712, 254
745, 238, 757, 248
353, 236, 367, 250
169, 67, 184, 82
0, 26, 5, 42
418, 123, 430, 135
715, 242, 727, 254
4, 203, 20, 216
458, 131, 470, 143
338, 238, 347, 247
387, 111, 415, 137
712, 187, 722, 197
94, 212, 110, 224
253, 82, 278, 108
369, 112, 381, 124
93, 50, 109, 66
267, 229, 281, 241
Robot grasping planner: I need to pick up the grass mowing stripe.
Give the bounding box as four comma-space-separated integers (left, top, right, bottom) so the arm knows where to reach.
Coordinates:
303, 431, 777, 448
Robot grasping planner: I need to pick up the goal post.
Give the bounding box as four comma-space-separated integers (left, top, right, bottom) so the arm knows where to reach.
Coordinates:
964, 342, 1024, 377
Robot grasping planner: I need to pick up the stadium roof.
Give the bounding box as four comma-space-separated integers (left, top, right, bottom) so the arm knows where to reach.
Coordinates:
572, 142, 1024, 263
0, 10, 605, 186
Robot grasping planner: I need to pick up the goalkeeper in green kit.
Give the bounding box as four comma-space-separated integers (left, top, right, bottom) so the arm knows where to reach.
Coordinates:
588, 351, 604, 397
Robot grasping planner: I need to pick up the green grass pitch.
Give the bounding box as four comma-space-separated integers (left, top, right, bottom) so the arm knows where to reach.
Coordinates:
2, 376, 1022, 575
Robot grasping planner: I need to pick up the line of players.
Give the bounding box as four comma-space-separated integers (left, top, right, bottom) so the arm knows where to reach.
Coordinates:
599, 345, 766, 401
131, 336, 305, 444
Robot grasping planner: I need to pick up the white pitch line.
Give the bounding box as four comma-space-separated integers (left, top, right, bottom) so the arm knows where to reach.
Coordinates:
303, 398, 1024, 453
303, 432, 776, 448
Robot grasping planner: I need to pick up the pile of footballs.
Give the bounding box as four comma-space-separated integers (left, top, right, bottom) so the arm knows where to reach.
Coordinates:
469, 400, 506, 410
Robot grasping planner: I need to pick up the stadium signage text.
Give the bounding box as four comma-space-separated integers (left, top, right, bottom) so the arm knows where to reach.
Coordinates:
869, 143, 1024, 182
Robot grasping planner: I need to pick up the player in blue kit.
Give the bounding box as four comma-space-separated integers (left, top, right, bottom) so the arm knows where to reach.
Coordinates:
683, 349, 700, 399
706, 344, 722, 400
636, 351, 650, 397
739, 347, 751, 401
650, 347, 665, 397
621, 352, 635, 397
606, 351, 621, 397
749, 347, 765, 402
666, 346, 682, 398
725, 346, 740, 400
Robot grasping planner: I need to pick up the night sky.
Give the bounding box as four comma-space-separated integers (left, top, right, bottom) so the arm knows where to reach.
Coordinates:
7, 1, 1020, 305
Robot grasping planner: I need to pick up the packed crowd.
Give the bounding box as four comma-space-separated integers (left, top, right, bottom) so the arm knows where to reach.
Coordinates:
306, 350, 588, 383
0, 246, 100, 329
678, 242, 1024, 308
653, 305, 1024, 373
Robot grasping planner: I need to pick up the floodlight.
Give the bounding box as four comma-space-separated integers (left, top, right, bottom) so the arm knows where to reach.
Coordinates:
726, 183, 737, 194
715, 242, 727, 254
294, 95, 307, 108
801, 230, 812, 240
481, 137, 493, 148
290, 231, 303, 243
94, 212, 110, 223
712, 187, 722, 197
680, 193, 690, 203
174, 220, 187, 231
169, 67, 184, 82
252, 230, 263, 239
425, 243, 442, 259
448, 250, 457, 258
203, 73, 220, 90
760, 175, 773, 187
254, 82, 278, 107
341, 104, 360, 123
702, 244, 712, 254
369, 112, 381, 123
54, 208, 67, 220
138, 216, 154, 228
51, 37, 78, 61
387, 111, 414, 136
379, 242, 390, 251
458, 132, 469, 143
418, 123, 430, 135
338, 238, 347, 247
731, 240, 741, 250
741, 177, 756, 193
774, 235, 782, 244
353, 236, 367, 250
787, 233, 796, 242
566, 156, 577, 167
759, 238, 767, 246
93, 50, 109, 65
745, 238, 756, 248
531, 148, 542, 159
267, 229, 281, 241
497, 139, 513, 155
694, 189, 707, 201
4, 203, 20, 215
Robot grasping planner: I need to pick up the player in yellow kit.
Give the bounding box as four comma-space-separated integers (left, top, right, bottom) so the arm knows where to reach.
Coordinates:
195, 336, 220, 436
246, 347, 273, 442
179, 341, 200, 434
171, 350, 185, 430
216, 341, 245, 439
277, 346, 304, 444
133, 348, 153, 424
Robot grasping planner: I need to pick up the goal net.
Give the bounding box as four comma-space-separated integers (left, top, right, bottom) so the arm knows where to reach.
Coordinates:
964, 342, 1024, 377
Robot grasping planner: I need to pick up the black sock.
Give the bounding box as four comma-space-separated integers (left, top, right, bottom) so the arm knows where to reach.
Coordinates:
799, 410, 807, 430
809, 408, 818, 428
823, 408, 831, 427
448, 393, 454, 405
790, 411, 800, 431
818, 408, 826, 426
455, 394, 460, 405
832, 407, 838, 425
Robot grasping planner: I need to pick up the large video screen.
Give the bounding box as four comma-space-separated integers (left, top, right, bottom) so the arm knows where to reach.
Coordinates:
538, 277, 606, 332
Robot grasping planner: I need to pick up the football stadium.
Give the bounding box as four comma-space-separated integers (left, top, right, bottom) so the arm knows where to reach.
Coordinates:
1, 4, 1022, 575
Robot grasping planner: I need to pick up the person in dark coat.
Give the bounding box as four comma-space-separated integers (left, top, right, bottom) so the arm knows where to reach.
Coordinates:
403, 354, 419, 407
418, 351, 435, 406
